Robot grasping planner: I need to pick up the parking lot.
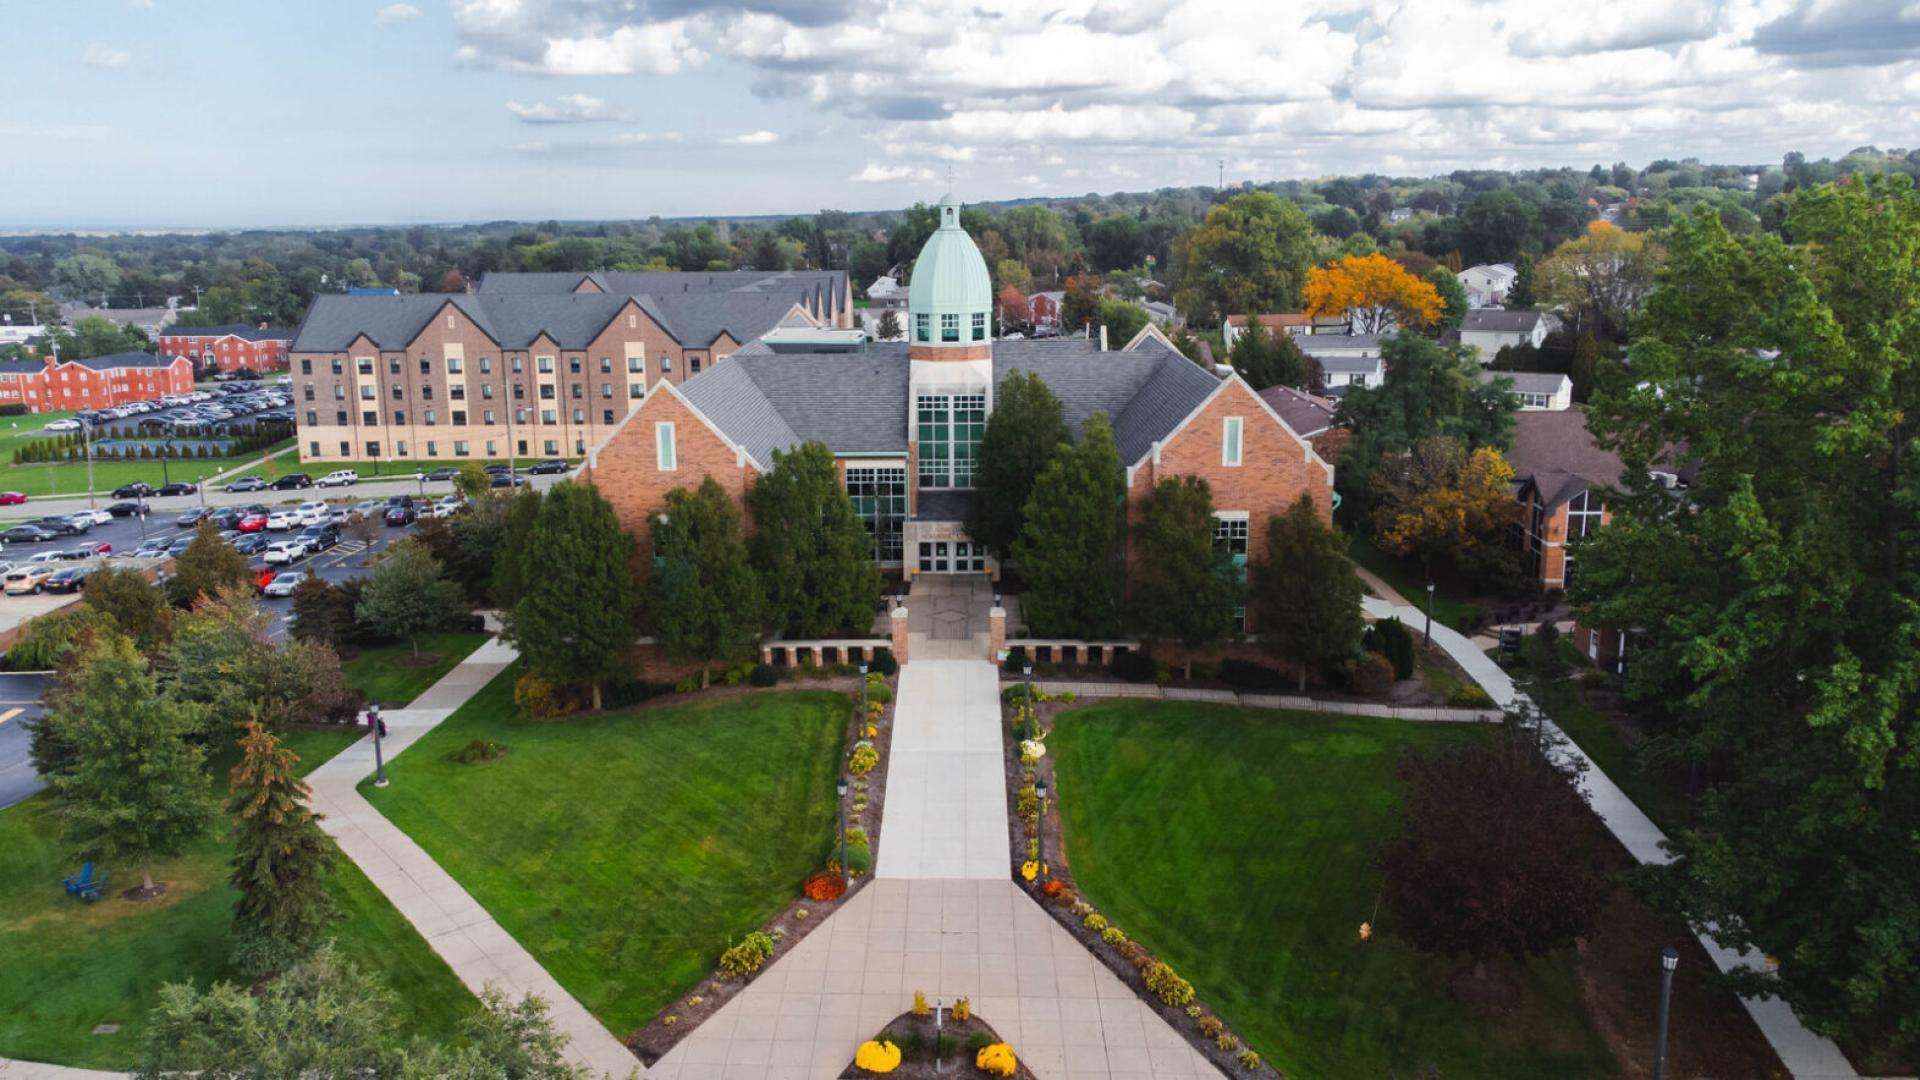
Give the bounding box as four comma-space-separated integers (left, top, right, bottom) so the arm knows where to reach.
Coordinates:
44, 378, 295, 441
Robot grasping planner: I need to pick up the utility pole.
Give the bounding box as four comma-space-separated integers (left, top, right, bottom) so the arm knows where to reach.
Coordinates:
1218, 159, 1225, 190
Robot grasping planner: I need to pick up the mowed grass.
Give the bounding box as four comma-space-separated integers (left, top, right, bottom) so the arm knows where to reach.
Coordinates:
0, 726, 473, 1069
1050, 701, 1617, 1079
0, 441, 293, 498
341, 631, 491, 707
362, 667, 847, 1034
1346, 532, 1482, 629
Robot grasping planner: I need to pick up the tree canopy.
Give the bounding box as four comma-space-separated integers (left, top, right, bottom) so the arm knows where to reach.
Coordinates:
1013, 413, 1127, 638
1535, 220, 1659, 340
1334, 335, 1518, 507
355, 539, 463, 659
651, 477, 761, 685
748, 442, 880, 638
1304, 252, 1446, 335
1174, 192, 1318, 328
1128, 475, 1240, 672
506, 481, 641, 710
226, 722, 337, 976
967, 371, 1068, 560
1253, 496, 1364, 691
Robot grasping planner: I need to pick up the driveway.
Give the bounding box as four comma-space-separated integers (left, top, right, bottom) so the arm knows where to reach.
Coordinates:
0, 673, 51, 810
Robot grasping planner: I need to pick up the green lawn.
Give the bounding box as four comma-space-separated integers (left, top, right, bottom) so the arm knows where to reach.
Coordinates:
0, 441, 293, 498
341, 631, 491, 707
0, 727, 472, 1069
363, 667, 847, 1034
1347, 532, 1482, 629
1051, 700, 1617, 1079
232, 457, 580, 484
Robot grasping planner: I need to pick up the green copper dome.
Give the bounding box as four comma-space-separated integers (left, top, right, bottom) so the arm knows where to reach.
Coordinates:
906, 193, 992, 344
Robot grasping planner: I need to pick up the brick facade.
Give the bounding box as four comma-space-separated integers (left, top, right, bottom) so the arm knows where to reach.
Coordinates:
580, 385, 759, 555
159, 327, 292, 373
0, 355, 195, 413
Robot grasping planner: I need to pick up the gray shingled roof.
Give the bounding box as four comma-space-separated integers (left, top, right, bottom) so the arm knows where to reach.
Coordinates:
158, 324, 292, 341
1257, 385, 1337, 438
992, 337, 1223, 463
1317, 354, 1383, 375
68, 351, 182, 370
0, 359, 46, 374
1461, 309, 1544, 333
1506, 406, 1624, 509
1479, 370, 1569, 395
1295, 333, 1385, 356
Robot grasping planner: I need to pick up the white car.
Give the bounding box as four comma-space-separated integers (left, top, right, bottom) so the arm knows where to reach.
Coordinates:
74, 509, 114, 527
266, 509, 301, 531
294, 500, 331, 525
261, 568, 310, 597
315, 470, 359, 488
26, 550, 65, 563
42, 419, 80, 432
262, 539, 308, 565
431, 497, 465, 518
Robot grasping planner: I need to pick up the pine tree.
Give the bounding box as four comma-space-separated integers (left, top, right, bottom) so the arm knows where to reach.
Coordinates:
53, 632, 214, 896
652, 477, 760, 687
967, 370, 1068, 560
226, 722, 337, 976
505, 481, 640, 710
1013, 413, 1126, 638
748, 442, 881, 638
1128, 475, 1240, 676
1253, 495, 1365, 691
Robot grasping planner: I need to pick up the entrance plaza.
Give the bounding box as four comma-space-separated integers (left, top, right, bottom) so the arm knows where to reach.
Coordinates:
904, 574, 1008, 660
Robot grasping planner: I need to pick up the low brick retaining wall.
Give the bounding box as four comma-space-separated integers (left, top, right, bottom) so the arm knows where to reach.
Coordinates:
1016, 679, 1502, 723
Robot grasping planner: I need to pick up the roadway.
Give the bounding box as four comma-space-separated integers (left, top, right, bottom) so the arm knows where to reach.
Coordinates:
0, 674, 50, 809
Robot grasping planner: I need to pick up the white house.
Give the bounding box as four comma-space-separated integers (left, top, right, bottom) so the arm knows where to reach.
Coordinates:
1460, 309, 1552, 362
1221, 313, 1312, 350
1297, 332, 1387, 391
865, 274, 909, 340
1458, 263, 1518, 308
1480, 370, 1573, 411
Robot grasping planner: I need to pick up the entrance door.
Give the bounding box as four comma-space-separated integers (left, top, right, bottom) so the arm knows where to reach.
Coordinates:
920, 540, 987, 573
918, 541, 950, 573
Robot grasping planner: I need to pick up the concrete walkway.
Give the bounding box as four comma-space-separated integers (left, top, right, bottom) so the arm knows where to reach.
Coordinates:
0, 1062, 125, 1079
1025, 679, 1500, 723
1365, 597, 1860, 1079
304, 635, 641, 1079
875, 660, 1010, 879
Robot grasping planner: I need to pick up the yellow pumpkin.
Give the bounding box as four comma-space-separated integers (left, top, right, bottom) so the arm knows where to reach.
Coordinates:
1020, 860, 1039, 881
975, 1042, 1018, 1077
855, 1039, 902, 1073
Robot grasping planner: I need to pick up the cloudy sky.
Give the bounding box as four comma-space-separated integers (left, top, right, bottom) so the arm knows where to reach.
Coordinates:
8, 0, 1918, 228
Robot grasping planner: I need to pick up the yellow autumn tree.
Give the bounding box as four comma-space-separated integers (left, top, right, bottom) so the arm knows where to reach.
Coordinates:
1535, 220, 1658, 339
1372, 437, 1519, 571
1304, 252, 1446, 335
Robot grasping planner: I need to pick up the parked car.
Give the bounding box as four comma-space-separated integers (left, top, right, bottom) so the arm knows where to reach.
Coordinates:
262, 539, 308, 565
237, 511, 270, 532
166, 535, 196, 556
490, 473, 528, 488
34, 516, 88, 536
432, 496, 465, 518
41, 419, 80, 433
158, 482, 198, 497
386, 494, 415, 508
106, 500, 149, 517
266, 510, 301, 531
0, 525, 55, 544
225, 476, 268, 493
298, 522, 340, 551
113, 482, 155, 499
44, 565, 93, 593
231, 533, 271, 556
3, 566, 56, 594
69, 541, 112, 557
25, 550, 65, 563
73, 509, 114, 527
130, 538, 170, 558
424, 466, 461, 481
262, 568, 310, 598
383, 504, 418, 526
483, 463, 512, 474
316, 469, 359, 488
529, 459, 569, 475
294, 500, 331, 525
176, 507, 213, 527
0, 492, 25, 506
269, 473, 313, 490
206, 507, 245, 530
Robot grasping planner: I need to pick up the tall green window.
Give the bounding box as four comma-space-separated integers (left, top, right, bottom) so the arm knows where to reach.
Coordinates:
1215, 515, 1249, 632
917, 394, 986, 489
846, 465, 907, 561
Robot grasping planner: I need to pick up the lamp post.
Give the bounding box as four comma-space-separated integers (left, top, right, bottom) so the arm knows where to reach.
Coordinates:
415, 471, 425, 499
369, 704, 389, 787
858, 660, 869, 734
1653, 945, 1679, 1080
836, 776, 850, 888
1423, 580, 1436, 647
137, 509, 147, 542
1035, 778, 1049, 882
196, 476, 206, 508
1022, 661, 1035, 740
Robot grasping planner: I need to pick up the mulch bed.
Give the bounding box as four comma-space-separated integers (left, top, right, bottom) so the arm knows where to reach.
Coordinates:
839, 1009, 1037, 1079
625, 673, 898, 1066
999, 694, 1273, 1078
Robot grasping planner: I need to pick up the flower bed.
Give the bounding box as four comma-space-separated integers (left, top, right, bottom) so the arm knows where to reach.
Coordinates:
1000, 686, 1274, 1077
840, 999, 1037, 1079
626, 669, 898, 1065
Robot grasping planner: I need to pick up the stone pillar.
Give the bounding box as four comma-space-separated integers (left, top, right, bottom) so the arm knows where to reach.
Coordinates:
989, 605, 1006, 659
890, 604, 910, 665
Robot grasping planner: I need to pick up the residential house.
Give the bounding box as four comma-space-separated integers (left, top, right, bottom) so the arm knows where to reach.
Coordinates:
1221, 313, 1311, 351
1140, 300, 1181, 328
1505, 406, 1622, 590
582, 192, 1335, 633
1460, 309, 1552, 362
158, 323, 294, 373
1479, 370, 1572, 411
1256, 385, 1337, 441
1028, 291, 1063, 333
1458, 263, 1518, 308
1295, 333, 1386, 392
866, 274, 909, 340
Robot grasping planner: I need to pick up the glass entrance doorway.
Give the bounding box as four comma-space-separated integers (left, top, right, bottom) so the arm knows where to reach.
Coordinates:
917, 540, 986, 574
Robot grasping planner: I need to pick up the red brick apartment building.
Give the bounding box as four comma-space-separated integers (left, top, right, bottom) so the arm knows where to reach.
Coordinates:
0, 352, 195, 413
158, 324, 294, 373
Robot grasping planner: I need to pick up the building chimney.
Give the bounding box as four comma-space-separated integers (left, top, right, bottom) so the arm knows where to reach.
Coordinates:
1098, 324, 1109, 352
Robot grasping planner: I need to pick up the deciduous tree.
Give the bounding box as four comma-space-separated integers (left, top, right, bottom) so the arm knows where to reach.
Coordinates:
1253, 496, 1364, 690
166, 519, 251, 607
82, 563, 168, 649
1303, 253, 1445, 335
1536, 220, 1658, 340
1370, 437, 1520, 572
356, 539, 463, 659
995, 285, 1030, 331
1426, 266, 1469, 331
1175, 192, 1318, 327
1094, 299, 1148, 347
1335, 335, 1518, 507
968, 371, 1068, 560
1128, 475, 1239, 675
652, 477, 760, 687
1014, 414, 1126, 638
506, 481, 640, 710
226, 722, 336, 976
1226, 321, 1312, 390
491, 486, 544, 608
748, 442, 879, 638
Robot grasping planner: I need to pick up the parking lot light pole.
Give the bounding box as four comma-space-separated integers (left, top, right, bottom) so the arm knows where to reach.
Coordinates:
416, 471, 424, 498
369, 704, 389, 787
197, 477, 206, 507
1424, 580, 1436, 647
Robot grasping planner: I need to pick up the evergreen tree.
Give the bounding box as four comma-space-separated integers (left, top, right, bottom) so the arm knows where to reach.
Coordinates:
53, 632, 214, 896
1506, 253, 1536, 308
652, 477, 761, 687
356, 539, 462, 659
226, 722, 337, 976
748, 442, 880, 638
506, 481, 640, 710
1128, 475, 1240, 676
1014, 413, 1126, 637
82, 564, 168, 650
287, 573, 350, 650
1226, 321, 1311, 390
967, 370, 1069, 560
491, 486, 544, 608
1254, 496, 1365, 691
1426, 266, 1470, 330
875, 310, 902, 341
166, 519, 250, 607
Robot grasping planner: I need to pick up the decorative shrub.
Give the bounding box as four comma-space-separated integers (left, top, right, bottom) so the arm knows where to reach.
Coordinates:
844, 843, 873, 876
952, 996, 971, 1021
803, 871, 846, 902
974, 1043, 1018, 1078
1016, 784, 1039, 820
1060, 690, 1076, 703
749, 664, 779, 687
1111, 649, 1154, 683
912, 990, 929, 1017
795, 908, 808, 919
1144, 963, 1195, 1007
1238, 1049, 1261, 1070
854, 1039, 901, 1073
1197, 1015, 1225, 1038
674, 674, 702, 693
1053, 887, 1077, 907
866, 683, 893, 705
1083, 913, 1107, 931
1001, 683, 1033, 708
1185, 1005, 1204, 1019
718, 931, 776, 978
512, 673, 576, 720
849, 741, 880, 776
1218, 657, 1287, 689
1020, 860, 1038, 881
1447, 684, 1495, 707
868, 647, 898, 676
454, 738, 508, 764
1352, 652, 1395, 698
602, 679, 673, 708
1216, 1034, 1240, 1051
1101, 927, 1126, 946
1070, 900, 1093, 917
1019, 738, 1046, 763
966, 1030, 995, 1052
1366, 616, 1417, 679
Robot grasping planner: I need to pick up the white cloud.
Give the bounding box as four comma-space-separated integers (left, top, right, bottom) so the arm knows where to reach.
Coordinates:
506, 93, 622, 124
609, 130, 684, 145
852, 162, 934, 182
81, 42, 130, 68
374, 3, 421, 29
726, 130, 780, 145
127, 0, 154, 9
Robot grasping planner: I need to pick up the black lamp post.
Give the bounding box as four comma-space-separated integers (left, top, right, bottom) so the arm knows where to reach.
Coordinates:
369, 704, 389, 788
1423, 580, 1436, 647
858, 660, 869, 732
1022, 660, 1034, 739
1653, 945, 1679, 1080
1035, 778, 1049, 882
836, 776, 850, 888
415, 471, 425, 498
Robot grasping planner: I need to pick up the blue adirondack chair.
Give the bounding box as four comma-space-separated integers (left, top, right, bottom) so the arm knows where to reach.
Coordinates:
64, 863, 108, 902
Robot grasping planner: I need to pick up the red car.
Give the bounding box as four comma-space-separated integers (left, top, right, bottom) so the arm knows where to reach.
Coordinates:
255, 567, 278, 592
79, 541, 111, 555
237, 513, 269, 532
0, 492, 26, 506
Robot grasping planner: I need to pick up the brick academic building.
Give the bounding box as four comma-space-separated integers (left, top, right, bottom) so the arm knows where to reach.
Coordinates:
157, 324, 294, 373
0, 351, 195, 413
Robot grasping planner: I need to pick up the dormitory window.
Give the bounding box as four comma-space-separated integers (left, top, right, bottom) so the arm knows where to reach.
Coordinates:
309, 441, 320, 457
541, 409, 557, 424
600, 357, 611, 373
629, 383, 644, 399
512, 356, 524, 373
305, 410, 318, 426
655, 422, 676, 470
421, 386, 433, 400
424, 409, 436, 426
300, 359, 312, 375
334, 385, 346, 400
339, 441, 351, 457
600, 384, 612, 399
360, 386, 375, 400
393, 411, 406, 425
426, 442, 438, 457
691, 356, 702, 374
389, 359, 401, 374
846, 465, 907, 562
356, 358, 372, 375
972, 313, 986, 341
480, 357, 492, 373
540, 385, 555, 400
916, 394, 986, 489
544, 440, 558, 455
391, 386, 403, 401
569, 357, 581, 374
660, 355, 673, 373
455, 441, 469, 456
419, 359, 430, 375
538, 357, 554, 373
915, 313, 931, 342
628, 357, 643, 373
602, 409, 614, 425
448, 358, 464, 374
336, 411, 347, 425
304, 385, 315, 401
570, 384, 582, 399
362, 411, 377, 426
571, 409, 584, 424
483, 409, 495, 424
453, 411, 466, 425
481, 384, 494, 399
365, 441, 382, 458
450, 386, 464, 400
941, 313, 960, 342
